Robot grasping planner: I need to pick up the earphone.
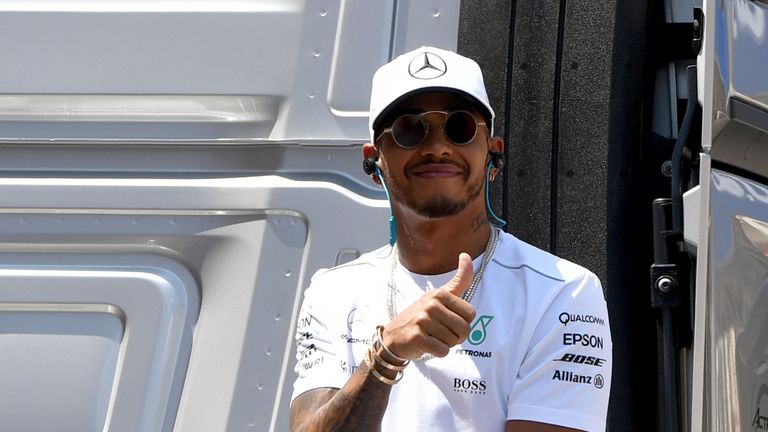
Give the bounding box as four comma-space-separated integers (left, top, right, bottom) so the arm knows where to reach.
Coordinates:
486, 151, 507, 227
363, 158, 377, 176
489, 151, 504, 169
363, 156, 398, 245
485, 158, 507, 228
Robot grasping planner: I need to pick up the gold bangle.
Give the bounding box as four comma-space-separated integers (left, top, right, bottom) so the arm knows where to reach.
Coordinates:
372, 346, 408, 371
364, 347, 402, 385
375, 325, 410, 365
369, 327, 408, 371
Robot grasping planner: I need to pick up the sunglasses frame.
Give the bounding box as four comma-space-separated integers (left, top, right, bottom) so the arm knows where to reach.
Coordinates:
375, 110, 487, 150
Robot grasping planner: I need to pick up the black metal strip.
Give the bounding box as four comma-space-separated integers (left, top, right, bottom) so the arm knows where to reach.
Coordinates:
550, 0, 568, 254
671, 66, 698, 233
501, 0, 519, 231
388, 1, 399, 59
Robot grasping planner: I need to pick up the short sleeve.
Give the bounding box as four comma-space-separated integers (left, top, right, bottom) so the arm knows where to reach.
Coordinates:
506, 271, 612, 432
290, 275, 349, 402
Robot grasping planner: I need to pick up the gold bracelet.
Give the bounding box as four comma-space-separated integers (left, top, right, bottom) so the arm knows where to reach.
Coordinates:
369, 327, 408, 371
372, 346, 408, 371
375, 325, 410, 365
364, 347, 402, 385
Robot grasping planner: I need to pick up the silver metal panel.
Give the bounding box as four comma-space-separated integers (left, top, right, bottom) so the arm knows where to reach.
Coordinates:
0, 2, 456, 431
0, 1, 461, 142
709, 112, 768, 178
275, 0, 460, 141
698, 0, 731, 153
705, 169, 768, 431
0, 95, 284, 141
0, 306, 122, 432
327, 0, 394, 116
0, 145, 381, 201
0, 2, 303, 94
699, 0, 768, 152
730, 0, 768, 110
692, 3, 768, 428
0, 255, 199, 432
0, 176, 389, 431
0, 1, 304, 141
391, 0, 460, 54
690, 153, 712, 432
683, 184, 702, 249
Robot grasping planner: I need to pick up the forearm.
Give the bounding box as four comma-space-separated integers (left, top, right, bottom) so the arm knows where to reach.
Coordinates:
291, 360, 395, 432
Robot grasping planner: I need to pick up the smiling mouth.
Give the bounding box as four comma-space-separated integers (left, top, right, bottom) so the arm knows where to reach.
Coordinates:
411, 163, 464, 178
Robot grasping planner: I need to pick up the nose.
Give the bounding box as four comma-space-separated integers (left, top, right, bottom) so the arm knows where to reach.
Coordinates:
418, 115, 453, 157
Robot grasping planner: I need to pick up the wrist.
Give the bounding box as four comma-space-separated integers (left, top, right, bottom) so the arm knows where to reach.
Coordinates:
376, 344, 407, 368
365, 348, 400, 382
379, 325, 409, 363
364, 325, 409, 385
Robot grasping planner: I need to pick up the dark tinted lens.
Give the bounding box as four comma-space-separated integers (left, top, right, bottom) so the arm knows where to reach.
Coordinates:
391, 114, 427, 149
444, 111, 478, 145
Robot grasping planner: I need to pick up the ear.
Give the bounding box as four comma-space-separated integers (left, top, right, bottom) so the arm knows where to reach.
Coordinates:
362, 142, 378, 161
489, 136, 504, 155
362, 142, 382, 185
487, 137, 505, 180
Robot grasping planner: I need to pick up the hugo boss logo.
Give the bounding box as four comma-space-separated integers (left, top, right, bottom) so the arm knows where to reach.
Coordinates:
453, 378, 487, 395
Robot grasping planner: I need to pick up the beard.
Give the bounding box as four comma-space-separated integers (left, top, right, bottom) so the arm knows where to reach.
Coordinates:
387, 168, 486, 219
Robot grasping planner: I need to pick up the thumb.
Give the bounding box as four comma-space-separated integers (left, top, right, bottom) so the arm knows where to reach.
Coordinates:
444, 253, 474, 297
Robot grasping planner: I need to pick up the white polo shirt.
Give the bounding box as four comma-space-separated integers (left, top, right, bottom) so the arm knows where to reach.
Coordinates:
291, 231, 612, 431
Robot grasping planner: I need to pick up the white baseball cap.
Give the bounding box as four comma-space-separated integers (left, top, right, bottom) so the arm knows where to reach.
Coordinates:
368, 46, 495, 141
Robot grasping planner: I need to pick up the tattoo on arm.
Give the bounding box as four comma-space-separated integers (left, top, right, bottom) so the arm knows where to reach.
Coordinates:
290, 360, 394, 432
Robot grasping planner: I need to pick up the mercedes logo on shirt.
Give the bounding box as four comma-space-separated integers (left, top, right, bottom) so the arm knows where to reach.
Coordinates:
408, 52, 447, 79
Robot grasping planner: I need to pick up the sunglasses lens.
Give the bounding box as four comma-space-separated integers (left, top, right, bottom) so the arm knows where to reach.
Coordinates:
444, 111, 478, 145
391, 115, 427, 149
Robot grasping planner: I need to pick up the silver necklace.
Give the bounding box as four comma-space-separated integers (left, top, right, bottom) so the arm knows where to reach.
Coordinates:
386, 226, 500, 361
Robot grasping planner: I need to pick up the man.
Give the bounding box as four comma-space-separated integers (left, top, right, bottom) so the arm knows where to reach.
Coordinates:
290, 46, 611, 431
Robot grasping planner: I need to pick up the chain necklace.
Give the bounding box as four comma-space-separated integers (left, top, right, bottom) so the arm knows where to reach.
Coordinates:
386, 226, 500, 361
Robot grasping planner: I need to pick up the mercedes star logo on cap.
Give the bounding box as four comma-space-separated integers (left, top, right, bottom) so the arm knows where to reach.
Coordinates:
408, 52, 447, 80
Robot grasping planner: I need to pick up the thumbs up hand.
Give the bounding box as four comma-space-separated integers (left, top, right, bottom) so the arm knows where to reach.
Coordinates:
380, 253, 477, 361
443, 252, 474, 298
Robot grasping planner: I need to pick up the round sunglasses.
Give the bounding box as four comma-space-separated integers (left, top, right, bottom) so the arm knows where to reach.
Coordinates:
375, 110, 486, 149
